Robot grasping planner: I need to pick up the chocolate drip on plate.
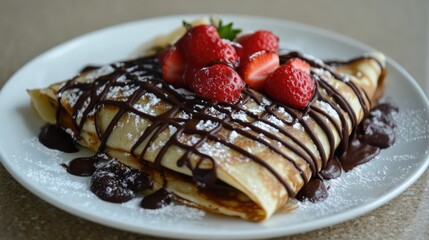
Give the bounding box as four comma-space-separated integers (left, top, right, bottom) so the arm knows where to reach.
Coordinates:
38, 124, 78, 153
296, 179, 328, 203
338, 101, 398, 172
64, 156, 97, 176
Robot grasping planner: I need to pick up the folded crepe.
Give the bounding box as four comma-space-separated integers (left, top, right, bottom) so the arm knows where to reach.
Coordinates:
28, 51, 386, 221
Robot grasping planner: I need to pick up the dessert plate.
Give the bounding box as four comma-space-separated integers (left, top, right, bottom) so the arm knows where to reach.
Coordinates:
0, 14, 428, 239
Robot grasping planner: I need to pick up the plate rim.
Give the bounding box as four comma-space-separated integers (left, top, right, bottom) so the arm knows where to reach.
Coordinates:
0, 14, 429, 239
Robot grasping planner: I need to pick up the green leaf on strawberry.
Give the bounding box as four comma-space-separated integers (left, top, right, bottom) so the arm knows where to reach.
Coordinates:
154, 46, 166, 53
182, 20, 192, 30
215, 20, 242, 41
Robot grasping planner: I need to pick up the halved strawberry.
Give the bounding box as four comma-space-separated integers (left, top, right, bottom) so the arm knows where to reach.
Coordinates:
159, 46, 186, 88
240, 51, 279, 90
287, 58, 311, 74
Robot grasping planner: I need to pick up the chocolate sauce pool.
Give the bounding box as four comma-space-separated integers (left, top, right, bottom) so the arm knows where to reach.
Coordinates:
37, 51, 397, 208
39, 124, 78, 153
90, 159, 153, 203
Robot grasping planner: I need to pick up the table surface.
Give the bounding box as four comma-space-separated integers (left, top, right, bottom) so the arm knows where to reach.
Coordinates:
1, 0, 428, 239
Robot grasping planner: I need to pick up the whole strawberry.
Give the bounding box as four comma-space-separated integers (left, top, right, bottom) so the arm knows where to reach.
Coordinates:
265, 61, 315, 108
176, 24, 219, 56
286, 58, 310, 74
236, 30, 279, 64
192, 64, 244, 103
177, 25, 238, 69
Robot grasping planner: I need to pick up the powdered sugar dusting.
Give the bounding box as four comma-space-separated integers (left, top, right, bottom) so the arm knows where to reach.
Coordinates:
229, 130, 238, 142
396, 108, 429, 143
276, 106, 293, 122
14, 137, 205, 222
266, 115, 285, 128
84, 65, 114, 81
293, 122, 303, 130
121, 198, 205, 222
116, 75, 127, 83
65, 88, 83, 107
179, 111, 191, 120
244, 103, 265, 115
199, 142, 228, 159
133, 93, 161, 116
312, 67, 332, 79
253, 121, 279, 133
231, 110, 248, 122
196, 120, 219, 131
187, 136, 201, 146
298, 152, 421, 215
76, 98, 91, 122
316, 100, 340, 121
168, 125, 177, 134
206, 107, 228, 119
105, 85, 139, 100
19, 137, 91, 197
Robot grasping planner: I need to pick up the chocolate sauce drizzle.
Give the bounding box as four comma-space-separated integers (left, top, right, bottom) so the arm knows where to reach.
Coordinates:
39, 51, 397, 206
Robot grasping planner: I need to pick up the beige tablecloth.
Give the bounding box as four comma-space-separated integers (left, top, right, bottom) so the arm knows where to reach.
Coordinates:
1, 0, 428, 239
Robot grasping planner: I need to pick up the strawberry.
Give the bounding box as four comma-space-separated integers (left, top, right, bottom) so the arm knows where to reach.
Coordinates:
192, 64, 244, 103
240, 51, 279, 90
198, 38, 238, 67
176, 25, 238, 69
176, 24, 220, 54
188, 38, 238, 68
265, 63, 315, 108
287, 58, 311, 74
236, 30, 279, 64
158, 46, 186, 88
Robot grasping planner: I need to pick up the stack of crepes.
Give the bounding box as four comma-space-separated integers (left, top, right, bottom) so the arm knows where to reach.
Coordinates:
28, 23, 386, 222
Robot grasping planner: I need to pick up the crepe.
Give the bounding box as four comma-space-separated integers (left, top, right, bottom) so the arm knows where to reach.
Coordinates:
28, 51, 386, 221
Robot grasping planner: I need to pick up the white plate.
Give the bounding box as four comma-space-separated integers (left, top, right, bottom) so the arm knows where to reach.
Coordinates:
0, 14, 429, 239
